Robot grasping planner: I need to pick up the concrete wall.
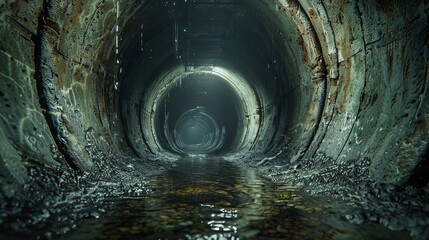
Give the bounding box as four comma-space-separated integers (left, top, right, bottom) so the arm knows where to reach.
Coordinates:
0, 0, 428, 190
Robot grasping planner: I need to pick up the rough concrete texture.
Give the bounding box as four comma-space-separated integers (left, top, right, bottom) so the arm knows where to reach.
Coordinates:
294, 0, 429, 183
0, 0, 428, 238
0, 0, 427, 190
0, 0, 58, 188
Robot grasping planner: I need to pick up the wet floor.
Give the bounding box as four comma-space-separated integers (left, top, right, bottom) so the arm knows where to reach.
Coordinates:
65, 157, 411, 240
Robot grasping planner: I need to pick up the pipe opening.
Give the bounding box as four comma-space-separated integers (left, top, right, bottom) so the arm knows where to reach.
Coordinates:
115, 0, 322, 161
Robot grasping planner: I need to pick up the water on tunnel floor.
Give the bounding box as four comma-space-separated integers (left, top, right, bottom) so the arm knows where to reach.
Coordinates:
64, 158, 411, 240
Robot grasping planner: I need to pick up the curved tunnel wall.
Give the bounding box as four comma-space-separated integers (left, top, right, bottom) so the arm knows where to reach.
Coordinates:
117, 0, 309, 160
148, 68, 250, 156
0, 0, 428, 190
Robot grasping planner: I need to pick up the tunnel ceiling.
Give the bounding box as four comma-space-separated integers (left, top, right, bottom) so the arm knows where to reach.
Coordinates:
0, 0, 429, 190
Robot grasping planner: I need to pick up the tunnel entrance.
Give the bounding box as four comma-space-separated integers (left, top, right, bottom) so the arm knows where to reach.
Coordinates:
154, 73, 243, 155
117, 0, 325, 161
1, 0, 429, 239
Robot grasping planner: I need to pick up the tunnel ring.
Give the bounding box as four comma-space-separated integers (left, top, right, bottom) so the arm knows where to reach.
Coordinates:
140, 65, 261, 157
275, 0, 328, 161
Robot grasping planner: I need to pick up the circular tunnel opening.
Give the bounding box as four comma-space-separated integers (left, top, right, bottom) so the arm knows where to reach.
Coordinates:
154, 73, 243, 156
115, 0, 323, 160
1, 0, 429, 238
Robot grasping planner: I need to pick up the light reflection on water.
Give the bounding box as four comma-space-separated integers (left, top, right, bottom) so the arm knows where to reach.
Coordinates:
65, 157, 410, 240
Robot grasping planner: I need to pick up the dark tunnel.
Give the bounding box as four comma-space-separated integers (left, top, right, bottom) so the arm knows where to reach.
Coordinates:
1, 0, 429, 239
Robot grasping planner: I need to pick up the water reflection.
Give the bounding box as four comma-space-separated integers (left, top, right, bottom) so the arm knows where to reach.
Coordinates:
66, 158, 410, 239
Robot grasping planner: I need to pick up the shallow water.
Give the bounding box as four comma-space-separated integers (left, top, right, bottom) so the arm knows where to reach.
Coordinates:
65, 157, 411, 239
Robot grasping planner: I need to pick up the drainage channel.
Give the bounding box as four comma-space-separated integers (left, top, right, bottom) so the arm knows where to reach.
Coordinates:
64, 157, 410, 240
